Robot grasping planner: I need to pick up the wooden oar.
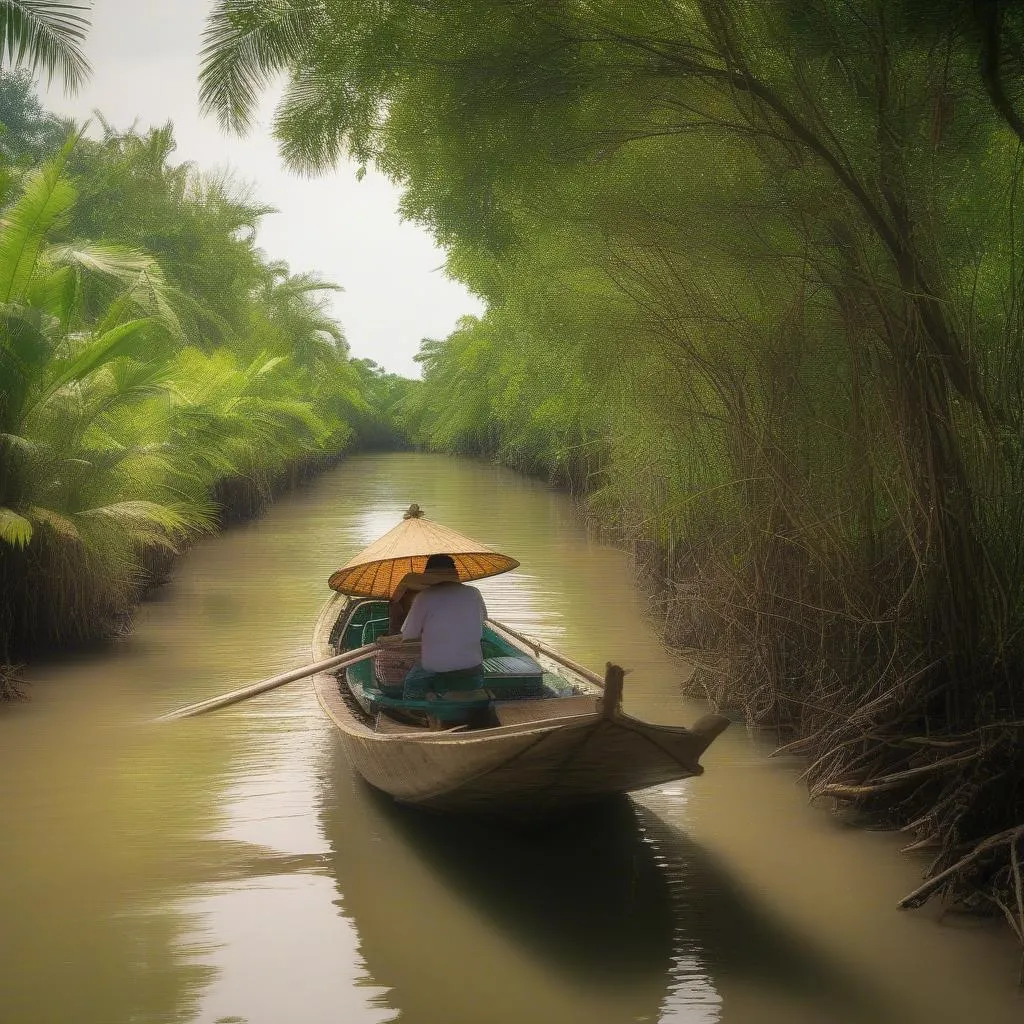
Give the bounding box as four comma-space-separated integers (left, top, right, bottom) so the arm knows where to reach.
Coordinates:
156, 641, 381, 722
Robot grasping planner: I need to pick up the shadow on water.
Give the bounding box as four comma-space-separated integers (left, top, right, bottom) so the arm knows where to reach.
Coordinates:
366, 788, 678, 984
318, 742, 888, 1024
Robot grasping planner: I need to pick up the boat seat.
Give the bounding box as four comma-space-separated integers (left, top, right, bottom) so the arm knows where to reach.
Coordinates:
482, 655, 545, 698
361, 618, 391, 645
483, 655, 542, 677
492, 695, 599, 726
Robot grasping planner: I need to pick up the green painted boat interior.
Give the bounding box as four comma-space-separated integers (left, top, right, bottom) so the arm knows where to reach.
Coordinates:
339, 599, 580, 711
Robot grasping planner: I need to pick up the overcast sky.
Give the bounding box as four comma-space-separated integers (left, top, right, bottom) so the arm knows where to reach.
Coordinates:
41, 0, 483, 377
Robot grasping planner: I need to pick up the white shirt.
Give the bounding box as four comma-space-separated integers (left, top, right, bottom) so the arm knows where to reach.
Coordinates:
401, 583, 487, 672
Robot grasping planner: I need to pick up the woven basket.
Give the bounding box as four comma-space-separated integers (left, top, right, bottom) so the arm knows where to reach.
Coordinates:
374, 641, 421, 690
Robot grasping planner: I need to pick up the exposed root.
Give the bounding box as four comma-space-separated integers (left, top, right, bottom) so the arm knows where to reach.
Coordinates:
899, 827, 1024, 907
815, 750, 983, 799
0, 663, 29, 701
638, 541, 1024, 970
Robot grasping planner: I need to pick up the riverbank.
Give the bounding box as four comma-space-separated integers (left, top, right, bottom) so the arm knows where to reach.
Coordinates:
1, 448, 350, 672
639, 534, 1024, 949
415, 444, 1024, 959
0, 106, 404, 674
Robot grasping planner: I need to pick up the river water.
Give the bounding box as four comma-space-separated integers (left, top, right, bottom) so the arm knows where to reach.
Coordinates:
1, 453, 1020, 1024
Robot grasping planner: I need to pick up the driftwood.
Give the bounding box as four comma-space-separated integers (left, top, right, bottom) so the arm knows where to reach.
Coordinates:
816, 750, 983, 799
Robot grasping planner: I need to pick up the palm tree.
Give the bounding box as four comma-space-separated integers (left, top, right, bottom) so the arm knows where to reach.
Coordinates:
0, 121, 365, 655
0, 1, 91, 93
200, 1, 310, 134
201, 1, 376, 173
0, 143, 212, 650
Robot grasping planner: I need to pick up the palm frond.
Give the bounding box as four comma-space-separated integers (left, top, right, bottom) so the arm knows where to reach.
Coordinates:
0, 1, 91, 93
165, 284, 238, 345
25, 262, 77, 326
77, 499, 214, 537
275, 66, 360, 173
43, 318, 156, 398
125, 267, 183, 341
0, 504, 32, 546
125, 528, 179, 554
0, 429, 37, 452
0, 136, 77, 303
199, 0, 313, 134
248, 354, 287, 380
48, 242, 183, 341
270, 270, 342, 299
46, 241, 157, 281
236, 395, 327, 438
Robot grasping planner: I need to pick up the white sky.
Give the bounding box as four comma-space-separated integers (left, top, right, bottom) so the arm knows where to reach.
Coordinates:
41, 0, 483, 377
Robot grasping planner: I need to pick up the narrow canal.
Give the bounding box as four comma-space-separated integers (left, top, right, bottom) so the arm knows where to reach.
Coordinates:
1, 453, 1020, 1024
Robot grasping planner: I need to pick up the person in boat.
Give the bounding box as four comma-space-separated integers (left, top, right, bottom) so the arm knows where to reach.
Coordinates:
390, 553, 490, 725
386, 555, 464, 632
387, 585, 417, 634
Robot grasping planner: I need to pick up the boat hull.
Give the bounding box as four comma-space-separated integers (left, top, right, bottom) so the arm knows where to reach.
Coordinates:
312, 593, 728, 816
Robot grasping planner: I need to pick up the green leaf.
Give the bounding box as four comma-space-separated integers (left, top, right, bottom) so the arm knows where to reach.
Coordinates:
42, 317, 155, 397
0, 1, 92, 92
46, 241, 155, 280
0, 134, 77, 303
0, 429, 38, 453
78, 499, 216, 536
0, 505, 32, 546
199, 0, 310, 134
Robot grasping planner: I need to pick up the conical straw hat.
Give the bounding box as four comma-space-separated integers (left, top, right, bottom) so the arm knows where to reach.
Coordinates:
328, 504, 520, 598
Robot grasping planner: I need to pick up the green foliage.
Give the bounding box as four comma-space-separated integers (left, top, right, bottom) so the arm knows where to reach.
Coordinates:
0, 0, 90, 92
0, 68, 70, 163
200, 0, 312, 135
0, 98, 379, 654
199, 0, 1024, 683
348, 357, 415, 450
65, 121, 274, 342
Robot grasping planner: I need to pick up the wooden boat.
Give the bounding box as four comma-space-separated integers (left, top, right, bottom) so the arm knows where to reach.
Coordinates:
312, 506, 729, 817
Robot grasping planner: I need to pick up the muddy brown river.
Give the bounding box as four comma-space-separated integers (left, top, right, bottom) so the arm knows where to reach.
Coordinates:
1, 453, 1021, 1024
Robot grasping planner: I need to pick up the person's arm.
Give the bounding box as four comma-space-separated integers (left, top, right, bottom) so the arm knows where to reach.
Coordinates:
401, 591, 428, 639
478, 589, 488, 631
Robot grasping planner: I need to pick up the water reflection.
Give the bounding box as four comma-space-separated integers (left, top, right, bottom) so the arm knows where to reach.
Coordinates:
638, 805, 893, 1024
319, 743, 887, 1024
319, 747, 680, 1023
0, 694, 229, 1024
